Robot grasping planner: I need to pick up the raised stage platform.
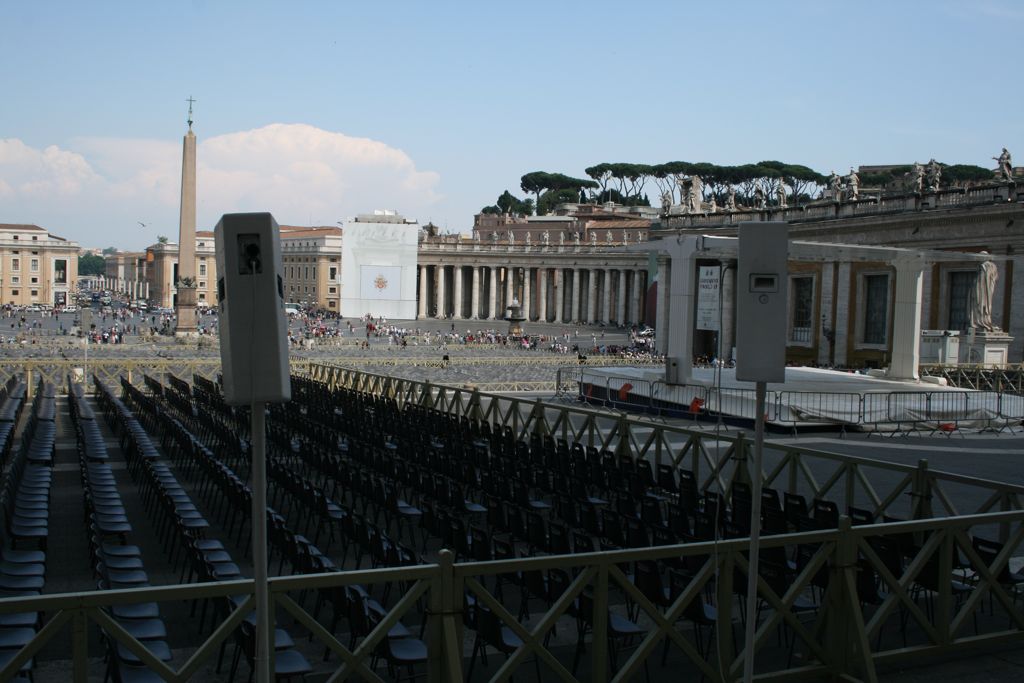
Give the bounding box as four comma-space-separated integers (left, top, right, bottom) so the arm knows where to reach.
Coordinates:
577, 365, 1024, 432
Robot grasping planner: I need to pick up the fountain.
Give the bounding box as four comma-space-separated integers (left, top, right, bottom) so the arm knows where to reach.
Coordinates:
506, 298, 526, 337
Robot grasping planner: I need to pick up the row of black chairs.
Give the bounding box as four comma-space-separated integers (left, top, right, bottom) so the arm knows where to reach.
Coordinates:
0, 380, 52, 681
116, 378, 314, 683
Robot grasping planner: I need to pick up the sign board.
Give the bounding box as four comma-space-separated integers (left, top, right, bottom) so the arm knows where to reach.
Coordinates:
696, 266, 720, 331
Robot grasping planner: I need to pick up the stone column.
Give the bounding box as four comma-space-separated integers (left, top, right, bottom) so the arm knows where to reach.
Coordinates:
889, 258, 926, 380
817, 263, 836, 366
553, 268, 564, 323
600, 269, 611, 325
720, 263, 737, 362
631, 268, 643, 324
833, 262, 851, 367
523, 268, 532, 321
571, 268, 581, 323
436, 265, 446, 319
617, 269, 627, 325
587, 270, 598, 323
505, 268, 514, 312
489, 267, 498, 320
538, 269, 548, 322
654, 259, 669, 353
418, 265, 428, 319
452, 266, 463, 319
471, 266, 480, 319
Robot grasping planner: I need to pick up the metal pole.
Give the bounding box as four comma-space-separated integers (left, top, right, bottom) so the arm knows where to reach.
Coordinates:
251, 401, 271, 683
742, 380, 766, 683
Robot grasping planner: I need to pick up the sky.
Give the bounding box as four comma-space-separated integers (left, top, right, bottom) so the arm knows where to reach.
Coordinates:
2, 0, 1021, 251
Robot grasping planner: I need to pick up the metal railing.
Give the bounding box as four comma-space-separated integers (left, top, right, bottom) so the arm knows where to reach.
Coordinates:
308, 364, 1024, 524
561, 366, 1023, 431
921, 364, 1024, 395
2, 510, 1021, 682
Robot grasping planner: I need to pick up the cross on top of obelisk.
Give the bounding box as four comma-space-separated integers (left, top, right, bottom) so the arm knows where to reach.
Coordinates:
186, 96, 196, 131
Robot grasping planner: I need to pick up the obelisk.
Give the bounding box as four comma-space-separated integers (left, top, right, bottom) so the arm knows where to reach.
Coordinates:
175, 97, 198, 335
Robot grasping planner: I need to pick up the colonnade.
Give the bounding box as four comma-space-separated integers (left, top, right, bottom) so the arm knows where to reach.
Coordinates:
102, 277, 150, 300
417, 263, 648, 325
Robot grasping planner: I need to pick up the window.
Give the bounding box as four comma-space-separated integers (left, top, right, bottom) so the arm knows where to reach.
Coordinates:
11, 277, 19, 285
329, 287, 336, 294
12, 236, 17, 241
31, 236, 37, 241
199, 263, 207, 276
199, 293, 206, 300
862, 274, 889, 345
304, 267, 309, 280
30, 277, 37, 284
948, 271, 974, 330
54, 259, 67, 284
30, 290, 38, 297
789, 276, 814, 343
199, 281, 206, 289
329, 301, 336, 308
329, 267, 337, 280
11, 259, 19, 271
11, 290, 18, 296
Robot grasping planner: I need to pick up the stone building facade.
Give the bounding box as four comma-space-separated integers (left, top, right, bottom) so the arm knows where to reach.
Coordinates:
144, 231, 217, 309
279, 226, 344, 311
0, 223, 78, 307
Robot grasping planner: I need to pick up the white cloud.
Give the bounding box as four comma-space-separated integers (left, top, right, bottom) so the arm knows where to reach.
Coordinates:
0, 138, 101, 198
0, 124, 442, 249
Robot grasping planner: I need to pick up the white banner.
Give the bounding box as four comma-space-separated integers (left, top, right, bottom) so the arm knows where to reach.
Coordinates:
360, 265, 402, 301
696, 266, 720, 331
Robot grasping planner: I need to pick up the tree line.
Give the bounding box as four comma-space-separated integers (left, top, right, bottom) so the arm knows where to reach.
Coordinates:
479, 160, 997, 217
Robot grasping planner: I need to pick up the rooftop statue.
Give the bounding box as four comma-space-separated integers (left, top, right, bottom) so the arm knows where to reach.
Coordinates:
542, 230, 550, 246
660, 191, 672, 216
776, 181, 787, 208
725, 186, 737, 211
846, 167, 860, 200
828, 171, 841, 199
926, 159, 942, 191
909, 162, 925, 193
994, 148, 1013, 182
688, 175, 703, 213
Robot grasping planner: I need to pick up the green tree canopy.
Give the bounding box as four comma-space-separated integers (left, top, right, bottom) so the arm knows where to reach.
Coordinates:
537, 188, 581, 216
78, 253, 105, 276
942, 164, 995, 186
481, 190, 534, 216
520, 172, 598, 213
